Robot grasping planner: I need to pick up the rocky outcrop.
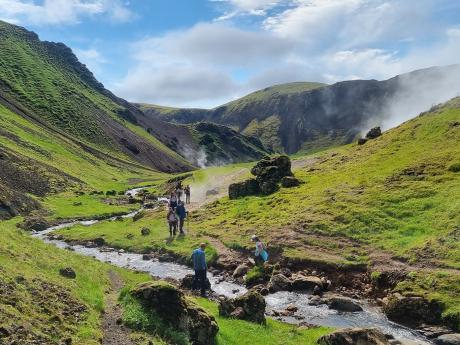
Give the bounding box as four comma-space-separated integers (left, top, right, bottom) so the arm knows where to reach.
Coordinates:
218, 291, 266, 324
326, 296, 363, 312
383, 293, 443, 327
130, 281, 218, 345
318, 328, 390, 345
229, 155, 297, 198
233, 264, 250, 278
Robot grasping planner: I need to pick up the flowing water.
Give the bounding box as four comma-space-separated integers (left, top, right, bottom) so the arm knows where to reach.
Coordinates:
32, 187, 432, 344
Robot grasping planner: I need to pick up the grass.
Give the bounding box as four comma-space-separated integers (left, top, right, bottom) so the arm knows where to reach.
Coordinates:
196, 298, 331, 345
55, 208, 218, 265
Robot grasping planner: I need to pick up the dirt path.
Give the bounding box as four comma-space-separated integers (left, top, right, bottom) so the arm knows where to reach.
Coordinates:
102, 271, 134, 345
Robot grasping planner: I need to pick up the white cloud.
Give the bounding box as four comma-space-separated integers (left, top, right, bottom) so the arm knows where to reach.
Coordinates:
74, 47, 107, 74
0, 0, 134, 25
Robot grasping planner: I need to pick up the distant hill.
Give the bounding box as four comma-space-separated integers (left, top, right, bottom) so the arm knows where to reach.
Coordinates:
140, 66, 460, 154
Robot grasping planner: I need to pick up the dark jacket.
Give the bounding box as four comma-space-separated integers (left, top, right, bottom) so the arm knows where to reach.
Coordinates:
176, 204, 187, 219
192, 248, 207, 270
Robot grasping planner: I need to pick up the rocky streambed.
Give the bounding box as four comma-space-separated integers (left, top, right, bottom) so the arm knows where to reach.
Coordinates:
30, 188, 436, 345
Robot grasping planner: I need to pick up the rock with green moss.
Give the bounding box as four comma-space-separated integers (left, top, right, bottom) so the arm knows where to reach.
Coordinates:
130, 281, 218, 345
383, 293, 443, 327
218, 291, 266, 324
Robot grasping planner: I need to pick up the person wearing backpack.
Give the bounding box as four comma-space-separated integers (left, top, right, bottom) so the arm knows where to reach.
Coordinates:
176, 200, 187, 234
251, 235, 268, 265
166, 207, 178, 236
191, 243, 208, 297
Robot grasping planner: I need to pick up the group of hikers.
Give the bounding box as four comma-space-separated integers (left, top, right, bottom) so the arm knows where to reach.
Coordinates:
165, 181, 269, 297
166, 182, 191, 236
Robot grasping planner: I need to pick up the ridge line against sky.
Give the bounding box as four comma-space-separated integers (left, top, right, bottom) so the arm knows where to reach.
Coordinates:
1, 0, 460, 108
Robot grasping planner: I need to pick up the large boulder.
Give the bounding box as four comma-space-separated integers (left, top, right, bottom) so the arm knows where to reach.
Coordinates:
366, 127, 382, 139
268, 274, 292, 292
327, 296, 363, 312
291, 274, 323, 292
229, 179, 260, 199
435, 334, 460, 345
233, 264, 250, 278
130, 282, 218, 345
218, 291, 266, 324
251, 155, 293, 180
383, 293, 443, 327
318, 328, 390, 345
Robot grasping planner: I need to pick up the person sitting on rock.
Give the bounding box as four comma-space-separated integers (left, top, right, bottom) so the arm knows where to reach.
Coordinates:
166, 207, 178, 236
252, 235, 268, 265
191, 243, 208, 297
176, 200, 187, 234
169, 191, 178, 209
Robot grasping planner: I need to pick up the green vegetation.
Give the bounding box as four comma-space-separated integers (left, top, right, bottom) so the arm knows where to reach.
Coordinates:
55, 208, 218, 265
448, 162, 460, 172
0, 218, 164, 344
197, 298, 331, 345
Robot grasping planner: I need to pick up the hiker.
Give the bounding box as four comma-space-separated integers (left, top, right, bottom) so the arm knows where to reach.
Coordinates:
191, 243, 208, 296
184, 185, 191, 204
176, 200, 187, 234
251, 235, 268, 265
166, 207, 178, 236
169, 191, 178, 209
176, 185, 184, 202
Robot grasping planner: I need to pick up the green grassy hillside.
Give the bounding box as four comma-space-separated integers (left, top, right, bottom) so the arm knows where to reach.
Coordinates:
0, 20, 193, 173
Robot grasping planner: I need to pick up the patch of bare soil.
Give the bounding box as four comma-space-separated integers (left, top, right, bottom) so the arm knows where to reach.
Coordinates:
102, 271, 134, 345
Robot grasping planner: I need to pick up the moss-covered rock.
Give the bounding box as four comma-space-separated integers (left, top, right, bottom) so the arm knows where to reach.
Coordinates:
218, 291, 266, 324
130, 281, 219, 345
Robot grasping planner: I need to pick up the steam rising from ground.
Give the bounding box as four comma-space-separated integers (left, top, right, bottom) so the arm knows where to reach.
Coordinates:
179, 144, 208, 168
374, 65, 460, 132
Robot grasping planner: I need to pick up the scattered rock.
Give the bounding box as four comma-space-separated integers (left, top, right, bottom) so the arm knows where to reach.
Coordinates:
268, 274, 292, 293
358, 138, 368, 145
286, 304, 298, 312
366, 127, 382, 139
93, 237, 105, 247
59, 267, 76, 279
130, 282, 218, 345
281, 176, 301, 188
233, 264, 250, 278
218, 291, 266, 324
20, 216, 51, 231
141, 227, 151, 236
180, 274, 195, 290
318, 328, 390, 345
383, 293, 443, 327
435, 334, 460, 345
327, 296, 363, 312
308, 295, 324, 306
291, 274, 323, 291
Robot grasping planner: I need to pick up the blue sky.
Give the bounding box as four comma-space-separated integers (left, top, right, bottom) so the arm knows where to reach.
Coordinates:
1, 0, 460, 108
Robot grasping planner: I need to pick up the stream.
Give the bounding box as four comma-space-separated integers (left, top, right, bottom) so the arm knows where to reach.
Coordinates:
32, 187, 432, 344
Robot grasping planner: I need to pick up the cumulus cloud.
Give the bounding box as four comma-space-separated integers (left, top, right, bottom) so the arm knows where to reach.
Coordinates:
0, 0, 134, 25
112, 0, 460, 109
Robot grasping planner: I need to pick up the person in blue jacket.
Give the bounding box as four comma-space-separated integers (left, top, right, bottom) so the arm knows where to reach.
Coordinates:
251, 235, 268, 265
191, 243, 208, 296
175, 200, 187, 234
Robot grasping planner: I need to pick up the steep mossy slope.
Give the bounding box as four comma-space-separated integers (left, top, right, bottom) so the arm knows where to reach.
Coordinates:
0, 20, 193, 173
